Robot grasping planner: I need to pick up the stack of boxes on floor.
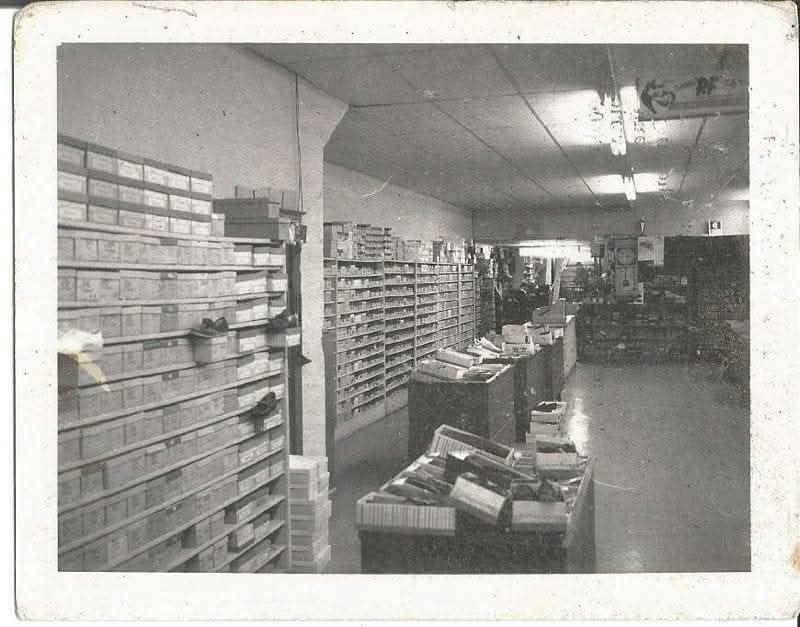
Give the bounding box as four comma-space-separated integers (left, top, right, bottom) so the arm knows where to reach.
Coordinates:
288, 456, 332, 573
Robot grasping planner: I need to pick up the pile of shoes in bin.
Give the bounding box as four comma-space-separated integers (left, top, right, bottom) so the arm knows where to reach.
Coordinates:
356, 424, 590, 536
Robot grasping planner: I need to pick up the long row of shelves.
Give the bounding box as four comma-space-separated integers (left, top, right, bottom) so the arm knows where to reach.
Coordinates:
324, 259, 475, 432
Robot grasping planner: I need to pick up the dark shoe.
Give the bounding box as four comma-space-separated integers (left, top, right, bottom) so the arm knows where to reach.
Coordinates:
213, 317, 229, 333
253, 391, 278, 416
266, 310, 297, 331
190, 318, 218, 337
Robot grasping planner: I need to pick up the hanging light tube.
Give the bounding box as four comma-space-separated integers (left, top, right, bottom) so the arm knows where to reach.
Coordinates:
622, 174, 637, 201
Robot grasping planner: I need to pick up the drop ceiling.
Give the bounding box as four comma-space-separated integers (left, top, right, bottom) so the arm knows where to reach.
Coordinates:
248, 44, 748, 212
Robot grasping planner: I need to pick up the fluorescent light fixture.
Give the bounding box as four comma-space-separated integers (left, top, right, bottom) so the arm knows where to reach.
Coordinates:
623, 175, 637, 201
601, 92, 627, 156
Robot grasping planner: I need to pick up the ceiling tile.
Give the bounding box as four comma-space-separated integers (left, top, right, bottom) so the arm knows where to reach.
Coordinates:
490, 45, 608, 93
567, 145, 627, 177
249, 44, 374, 65
475, 124, 556, 154
345, 102, 464, 136
285, 57, 420, 106
382, 45, 515, 99
438, 95, 536, 130
701, 113, 749, 142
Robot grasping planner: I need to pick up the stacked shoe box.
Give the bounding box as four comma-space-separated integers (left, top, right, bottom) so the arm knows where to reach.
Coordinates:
288, 456, 331, 573
526, 401, 568, 441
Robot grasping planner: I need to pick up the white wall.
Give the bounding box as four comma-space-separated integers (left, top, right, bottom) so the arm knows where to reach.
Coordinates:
323, 162, 473, 240
57, 43, 347, 455
474, 199, 749, 242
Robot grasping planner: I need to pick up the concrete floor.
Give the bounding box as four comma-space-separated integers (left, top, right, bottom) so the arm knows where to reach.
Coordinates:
327, 362, 750, 573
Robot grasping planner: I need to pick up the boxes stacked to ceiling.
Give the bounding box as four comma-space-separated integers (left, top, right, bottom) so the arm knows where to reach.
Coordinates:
288, 455, 332, 573
57, 134, 292, 573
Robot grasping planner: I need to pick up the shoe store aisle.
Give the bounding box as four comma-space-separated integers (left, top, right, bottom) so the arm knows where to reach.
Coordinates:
328, 362, 750, 573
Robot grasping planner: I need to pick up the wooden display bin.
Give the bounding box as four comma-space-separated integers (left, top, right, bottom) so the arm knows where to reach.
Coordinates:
358, 462, 595, 574
407, 364, 515, 461
542, 338, 565, 402
484, 350, 548, 443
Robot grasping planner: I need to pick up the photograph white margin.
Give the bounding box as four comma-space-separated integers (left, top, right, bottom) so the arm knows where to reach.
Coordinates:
12, 0, 800, 620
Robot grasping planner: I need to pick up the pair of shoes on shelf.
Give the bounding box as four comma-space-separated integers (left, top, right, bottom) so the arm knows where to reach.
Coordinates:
252, 391, 279, 416
190, 317, 229, 338
265, 309, 298, 331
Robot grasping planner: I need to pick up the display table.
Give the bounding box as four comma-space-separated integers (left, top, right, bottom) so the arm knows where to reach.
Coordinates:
485, 350, 548, 443
407, 365, 516, 461
358, 462, 596, 574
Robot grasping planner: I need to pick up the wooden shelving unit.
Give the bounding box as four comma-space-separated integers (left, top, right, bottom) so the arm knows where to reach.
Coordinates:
326, 258, 387, 434
57, 136, 292, 573
323, 259, 475, 439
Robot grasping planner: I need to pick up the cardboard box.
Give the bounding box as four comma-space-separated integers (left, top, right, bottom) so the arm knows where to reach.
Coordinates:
143, 189, 168, 210
58, 430, 82, 466
192, 335, 227, 365
80, 462, 105, 498
118, 207, 148, 230
140, 306, 161, 334
97, 233, 121, 263
144, 162, 170, 187
146, 508, 167, 541
228, 523, 254, 552
167, 169, 191, 192
86, 145, 118, 175
74, 230, 99, 261
117, 152, 144, 181
88, 203, 118, 226
190, 173, 213, 196
184, 518, 212, 548
58, 136, 87, 167
106, 531, 128, 564
191, 219, 211, 238
126, 519, 148, 552
105, 491, 128, 527
58, 168, 88, 195
120, 306, 142, 337
58, 269, 77, 302
121, 343, 144, 374
58, 509, 84, 546
118, 183, 145, 206
58, 199, 88, 222
88, 178, 119, 202
191, 198, 212, 216
58, 469, 82, 508
170, 215, 192, 235
78, 384, 103, 419
82, 419, 125, 459
147, 211, 171, 233
169, 193, 192, 213
77, 270, 120, 302
99, 306, 123, 339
